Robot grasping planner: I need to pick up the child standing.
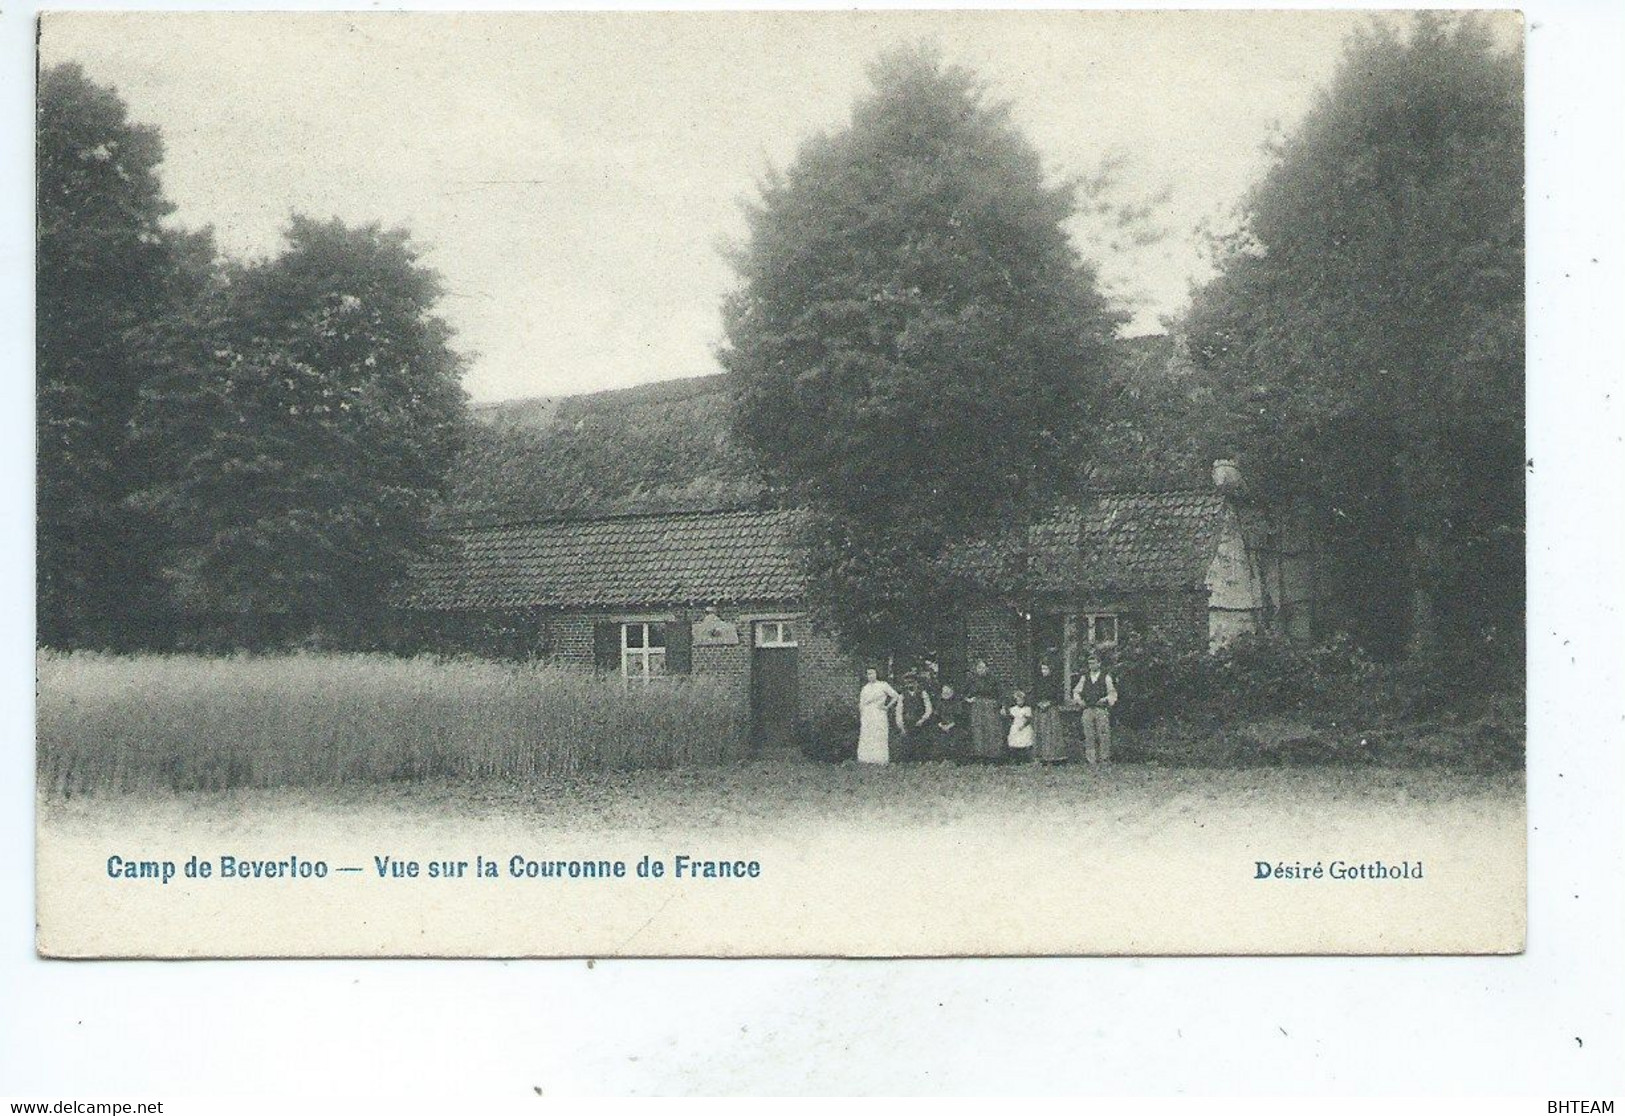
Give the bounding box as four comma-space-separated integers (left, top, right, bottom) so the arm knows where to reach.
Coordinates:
1006, 688, 1035, 763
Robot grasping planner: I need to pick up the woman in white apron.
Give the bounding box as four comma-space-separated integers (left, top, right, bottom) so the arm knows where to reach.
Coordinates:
856, 667, 900, 764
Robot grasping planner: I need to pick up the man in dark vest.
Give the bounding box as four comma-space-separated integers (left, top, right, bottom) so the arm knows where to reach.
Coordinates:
1070, 650, 1119, 764
893, 672, 935, 761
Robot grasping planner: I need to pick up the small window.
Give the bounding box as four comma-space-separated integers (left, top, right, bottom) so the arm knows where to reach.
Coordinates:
1075, 612, 1119, 649
1092, 614, 1118, 646
621, 622, 667, 682
754, 620, 798, 648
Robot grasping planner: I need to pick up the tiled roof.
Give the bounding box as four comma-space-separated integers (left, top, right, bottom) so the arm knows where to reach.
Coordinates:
950, 489, 1230, 596
404, 489, 1232, 614
404, 506, 808, 612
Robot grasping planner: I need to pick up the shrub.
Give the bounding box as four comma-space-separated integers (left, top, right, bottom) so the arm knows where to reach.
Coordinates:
36, 651, 749, 796
1111, 628, 1522, 730
1361, 625, 1525, 722
797, 703, 858, 764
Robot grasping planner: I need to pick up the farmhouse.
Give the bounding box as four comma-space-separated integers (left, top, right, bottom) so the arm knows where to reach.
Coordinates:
403, 448, 1314, 750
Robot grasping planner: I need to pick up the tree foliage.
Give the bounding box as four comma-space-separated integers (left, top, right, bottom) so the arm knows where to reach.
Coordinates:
1083, 334, 1223, 489
720, 45, 1122, 655
39, 67, 469, 651
36, 63, 209, 648
447, 378, 764, 517
1184, 14, 1523, 657
130, 217, 469, 645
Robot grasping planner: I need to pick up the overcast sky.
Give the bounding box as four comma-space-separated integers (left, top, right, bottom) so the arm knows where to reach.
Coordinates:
43, 10, 1404, 403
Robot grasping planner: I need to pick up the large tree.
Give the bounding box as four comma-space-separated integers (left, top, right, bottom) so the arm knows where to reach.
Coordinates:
721, 45, 1122, 655
130, 217, 469, 646
36, 63, 208, 648
1185, 14, 1523, 658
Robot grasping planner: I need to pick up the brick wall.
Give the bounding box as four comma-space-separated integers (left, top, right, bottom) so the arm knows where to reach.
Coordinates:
550, 612, 595, 667
1127, 590, 1209, 653
965, 601, 1024, 690
530, 602, 858, 732
408, 591, 1202, 731
956, 590, 1210, 691
796, 621, 861, 716
394, 607, 551, 659
692, 617, 751, 708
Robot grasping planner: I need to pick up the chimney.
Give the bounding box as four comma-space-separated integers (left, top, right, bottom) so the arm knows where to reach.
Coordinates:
1212, 459, 1245, 495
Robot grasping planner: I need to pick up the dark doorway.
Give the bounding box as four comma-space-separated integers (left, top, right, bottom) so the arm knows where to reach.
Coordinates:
932, 613, 968, 694
751, 619, 799, 751
1030, 612, 1067, 695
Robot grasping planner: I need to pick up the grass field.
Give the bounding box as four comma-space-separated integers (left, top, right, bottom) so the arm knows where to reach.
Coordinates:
38, 649, 1523, 802
37, 651, 750, 795
38, 754, 1524, 831
35, 655, 1525, 955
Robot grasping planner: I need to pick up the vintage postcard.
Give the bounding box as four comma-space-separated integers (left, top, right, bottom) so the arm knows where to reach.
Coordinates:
34, 9, 1526, 957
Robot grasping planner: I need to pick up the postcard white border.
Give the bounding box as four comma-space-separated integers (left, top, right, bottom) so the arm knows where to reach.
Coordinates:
4, 0, 1622, 1097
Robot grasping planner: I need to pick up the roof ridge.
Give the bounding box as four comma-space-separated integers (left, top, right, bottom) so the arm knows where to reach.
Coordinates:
1084, 482, 1218, 496
441, 484, 1221, 533
474, 372, 728, 414
439, 500, 796, 532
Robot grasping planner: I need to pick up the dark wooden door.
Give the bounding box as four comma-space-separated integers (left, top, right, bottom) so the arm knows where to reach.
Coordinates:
751, 620, 799, 751
1031, 613, 1067, 692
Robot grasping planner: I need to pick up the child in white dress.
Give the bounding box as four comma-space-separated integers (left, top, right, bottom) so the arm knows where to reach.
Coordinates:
1005, 689, 1035, 762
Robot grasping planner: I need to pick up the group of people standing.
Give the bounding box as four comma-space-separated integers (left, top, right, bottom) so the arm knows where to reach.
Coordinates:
856, 652, 1118, 767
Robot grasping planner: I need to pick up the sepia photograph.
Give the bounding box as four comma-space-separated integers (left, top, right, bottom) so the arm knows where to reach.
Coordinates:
30, 9, 1530, 958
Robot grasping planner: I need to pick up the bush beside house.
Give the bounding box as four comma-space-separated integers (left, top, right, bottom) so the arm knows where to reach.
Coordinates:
1109, 630, 1524, 769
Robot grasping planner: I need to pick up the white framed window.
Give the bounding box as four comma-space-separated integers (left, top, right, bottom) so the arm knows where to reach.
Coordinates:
621, 621, 667, 682
753, 619, 798, 648
1075, 612, 1119, 648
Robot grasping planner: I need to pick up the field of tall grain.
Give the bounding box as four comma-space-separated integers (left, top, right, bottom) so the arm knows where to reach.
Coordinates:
36, 651, 750, 795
